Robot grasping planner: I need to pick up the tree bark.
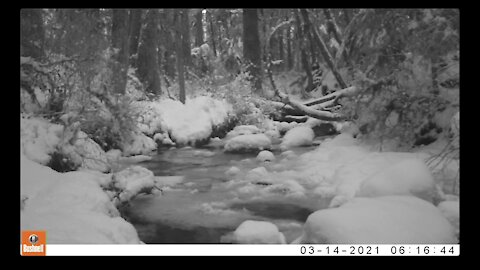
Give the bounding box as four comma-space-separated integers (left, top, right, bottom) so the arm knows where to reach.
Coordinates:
181, 9, 192, 66
20, 9, 45, 59
294, 10, 312, 96
111, 9, 130, 95
175, 10, 186, 103
194, 10, 204, 47
128, 9, 143, 68
137, 9, 162, 95
286, 22, 293, 70
243, 9, 262, 94
300, 9, 348, 89
208, 10, 217, 57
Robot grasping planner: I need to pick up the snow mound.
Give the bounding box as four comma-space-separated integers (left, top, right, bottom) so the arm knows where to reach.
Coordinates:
298, 196, 457, 244
225, 166, 241, 177
112, 166, 156, 203
226, 125, 261, 138
257, 150, 275, 162
329, 152, 432, 207
20, 155, 141, 244
246, 166, 270, 183
21, 115, 64, 164
230, 220, 286, 244
437, 200, 459, 239
63, 131, 110, 172
121, 131, 157, 156
136, 96, 233, 145
224, 134, 272, 153
358, 158, 435, 200
280, 125, 315, 149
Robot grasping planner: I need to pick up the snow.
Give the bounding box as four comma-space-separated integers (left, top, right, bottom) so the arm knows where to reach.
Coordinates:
280, 125, 315, 150
257, 150, 275, 162
230, 220, 286, 244
112, 166, 156, 203
135, 96, 233, 145
63, 130, 110, 172
226, 125, 261, 138
437, 200, 459, 238
245, 167, 270, 183
121, 131, 157, 156
225, 166, 241, 177
224, 134, 272, 153
297, 196, 457, 244
20, 154, 141, 244
21, 115, 64, 164
330, 153, 435, 207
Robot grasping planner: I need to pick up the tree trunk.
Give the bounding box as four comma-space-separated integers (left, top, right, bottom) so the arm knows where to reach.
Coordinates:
243, 9, 263, 94
181, 9, 192, 66
20, 9, 45, 59
300, 9, 348, 89
175, 10, 186, 104
208, 10, 217, 57
111, 9, 130, 95
286, 23, 293, 70
294, 10, 312, 97
194, 10, 204, 47
128, 9, 143, 68
137, 9, 162, 95
323, 9, 342, 45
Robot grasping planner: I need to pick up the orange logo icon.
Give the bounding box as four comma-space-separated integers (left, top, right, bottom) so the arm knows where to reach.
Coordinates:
21, 231, 46, 256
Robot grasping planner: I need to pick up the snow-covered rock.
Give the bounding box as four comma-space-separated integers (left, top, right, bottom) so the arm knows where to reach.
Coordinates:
112, 166, 156, 203
20, 154, 141, 244
121, 131, 157, 156
135, 96, 233, 145
230, 220, 286, 244
330, 153, 435, 207
358, 158, 435, 200
226, 125, 261, 138
298, 196, 457, 244
437, 200, 459, 239
257, 150, 275, 162
224, 134, 272, 153
225, 166, 241, 177
280, 125, 315, 149
246, 167, 270, 183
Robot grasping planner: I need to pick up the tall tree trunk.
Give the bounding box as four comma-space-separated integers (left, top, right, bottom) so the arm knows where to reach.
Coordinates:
208, 10, 217, 57
181, 9, 192, 66
294, 9, 312, 97
128, 9, 143, 68
300, 9, 348, 89
243, 9, 262, 94
279, 31, 284, 70
20, 9, 45, 59
137, 9, 162, 95
286, 21, 293, 70
323, 9, 342, 45
111, 9, 130, 95
194, 10, 204, 47
175, 10, 186, 104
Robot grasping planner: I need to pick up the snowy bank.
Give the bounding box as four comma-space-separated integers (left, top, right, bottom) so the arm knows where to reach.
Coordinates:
21, 155, 141, 244
296, 196, 457, 244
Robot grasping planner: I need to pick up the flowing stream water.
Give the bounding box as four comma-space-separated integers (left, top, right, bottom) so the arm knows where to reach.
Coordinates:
121, 138, 333, 244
